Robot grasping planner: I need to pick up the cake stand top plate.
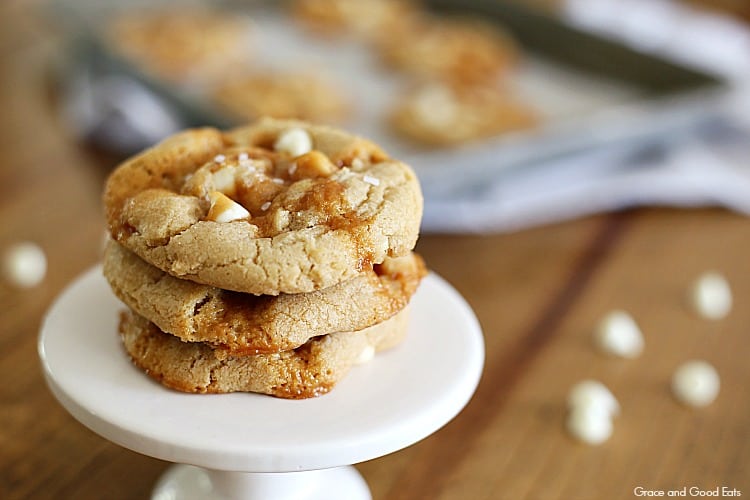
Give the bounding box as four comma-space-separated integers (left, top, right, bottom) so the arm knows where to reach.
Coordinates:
39, 266, 484, 473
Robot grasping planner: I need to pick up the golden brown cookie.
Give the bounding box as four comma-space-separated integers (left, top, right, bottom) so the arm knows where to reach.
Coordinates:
118, 306, 410, 399
377, 16, 519, 85
390, 82, 537, 146
290, 0, 422, 42
212, 73, 350, 124
103, 240, 426, 355
103, 118, 423, 295
107, 8, 252, 84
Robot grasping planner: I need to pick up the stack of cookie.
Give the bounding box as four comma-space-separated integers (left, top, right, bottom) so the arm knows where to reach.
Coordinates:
102, 118, 425, 398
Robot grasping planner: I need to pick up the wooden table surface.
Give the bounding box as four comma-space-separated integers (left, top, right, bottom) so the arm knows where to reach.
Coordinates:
1, 3, 748, 499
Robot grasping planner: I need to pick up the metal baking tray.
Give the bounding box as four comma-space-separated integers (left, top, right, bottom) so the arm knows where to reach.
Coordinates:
53, 0, 728, 197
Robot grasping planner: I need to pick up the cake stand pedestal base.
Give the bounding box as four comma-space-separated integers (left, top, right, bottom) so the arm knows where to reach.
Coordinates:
153, 464, 370, 500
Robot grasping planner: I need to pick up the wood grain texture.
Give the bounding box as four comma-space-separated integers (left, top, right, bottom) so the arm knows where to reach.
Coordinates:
1, 2, 749, 499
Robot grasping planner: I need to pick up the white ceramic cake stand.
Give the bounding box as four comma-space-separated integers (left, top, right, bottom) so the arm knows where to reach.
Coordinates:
39, 266, 484, 500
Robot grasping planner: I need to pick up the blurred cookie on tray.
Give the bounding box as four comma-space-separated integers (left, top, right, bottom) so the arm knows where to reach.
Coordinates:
377, 16, 520, 86
389, 82, 537, 147
106, 7, 253, 85
94, 1, 536, 152
289, 0, 422, 42
211, 72, 350, 124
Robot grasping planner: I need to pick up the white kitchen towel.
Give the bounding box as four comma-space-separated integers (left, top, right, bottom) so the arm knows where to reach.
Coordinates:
420, 0, 750, 233
421, 114, 750, 233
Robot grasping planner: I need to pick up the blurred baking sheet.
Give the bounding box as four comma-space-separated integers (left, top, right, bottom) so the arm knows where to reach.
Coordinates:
54, 0, 727, 196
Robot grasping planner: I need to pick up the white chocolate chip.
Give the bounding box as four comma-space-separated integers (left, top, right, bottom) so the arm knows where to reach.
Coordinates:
212, 166, 237, 194
566, 405, 614, 445
690, 272, 732, 320
594, 310, 644, 359
274, 127, 313, 157
207, 191, 250, 223
567, 380, 620, 417
260, 201, 271, 211
213, 154, 226, 163
672, 360, 720, 408
354, 345, 375, 365
272, 209, 290, 231
2, 241, 47, 288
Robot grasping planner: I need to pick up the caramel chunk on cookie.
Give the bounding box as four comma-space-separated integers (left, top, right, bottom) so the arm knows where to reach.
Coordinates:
104, 240, 425, 355
103, 118, 423, 295
118, 306, 410, 399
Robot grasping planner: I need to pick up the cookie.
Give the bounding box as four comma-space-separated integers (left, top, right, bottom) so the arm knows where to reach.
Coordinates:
390, 82, 536, 146
103, 118, 423, 295
377, 16, 519, 85
118, 305, 410, 399
212, 73, 350, 124
107, 8, 252, 84
103, 240, 426, 354
290, 0, 421, 42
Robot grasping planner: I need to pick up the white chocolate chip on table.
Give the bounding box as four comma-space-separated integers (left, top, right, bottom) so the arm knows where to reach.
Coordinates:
672, 360, 720, 408
594, 310, 644, 359
567, 379, 620, 417
566, 405, 614, 446
690, 272, 732, 320
2, 241, 47, 289
566, 380, 619, 445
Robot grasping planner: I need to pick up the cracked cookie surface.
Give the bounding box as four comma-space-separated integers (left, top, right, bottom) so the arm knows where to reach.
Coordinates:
104, 240, 425, 355
103, 118, 423, 295
118, 305, 410, 399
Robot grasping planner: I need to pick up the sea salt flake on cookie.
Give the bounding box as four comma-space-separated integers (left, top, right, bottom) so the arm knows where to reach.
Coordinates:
363, 175, 380, 186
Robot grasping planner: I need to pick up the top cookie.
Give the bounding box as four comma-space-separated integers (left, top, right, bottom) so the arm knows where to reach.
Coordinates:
103, 118, 423, 295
